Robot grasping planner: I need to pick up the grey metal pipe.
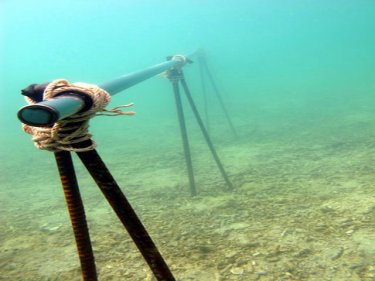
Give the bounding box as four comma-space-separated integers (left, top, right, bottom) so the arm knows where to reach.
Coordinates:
18, 57, 185, 127
99, 60, 179, 95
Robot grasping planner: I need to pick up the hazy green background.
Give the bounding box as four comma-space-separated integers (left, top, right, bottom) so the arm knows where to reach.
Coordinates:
1, 0, 375, 214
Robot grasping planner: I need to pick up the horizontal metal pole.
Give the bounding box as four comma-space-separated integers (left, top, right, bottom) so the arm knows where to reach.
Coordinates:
99, 60, 180, 95
18, 57, 185, 127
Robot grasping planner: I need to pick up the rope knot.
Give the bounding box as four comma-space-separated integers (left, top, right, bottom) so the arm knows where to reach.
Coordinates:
22, 79, 134, 152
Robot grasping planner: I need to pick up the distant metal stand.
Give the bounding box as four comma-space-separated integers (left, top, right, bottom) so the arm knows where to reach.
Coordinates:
54, 140, 176, 281
196, 50, 238, 138
167, 61, 234, 196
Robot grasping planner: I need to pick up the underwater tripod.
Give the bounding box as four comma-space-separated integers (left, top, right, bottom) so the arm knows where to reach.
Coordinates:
166, 57, 233, 196
17, 54, 233, 280
18, 59, 187, 281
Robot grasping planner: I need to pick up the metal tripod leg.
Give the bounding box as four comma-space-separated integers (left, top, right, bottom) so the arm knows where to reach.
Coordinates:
54, 151, 98, 281
54, 140, 175, 280
170, 75, 197, 196
198, 58, 209, 132
179, 71, 234, 191
199, 57, 238, 138
76, 147, 176, 281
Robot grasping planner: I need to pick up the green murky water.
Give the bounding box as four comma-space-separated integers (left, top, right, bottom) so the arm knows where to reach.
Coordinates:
1, 1, 375, 280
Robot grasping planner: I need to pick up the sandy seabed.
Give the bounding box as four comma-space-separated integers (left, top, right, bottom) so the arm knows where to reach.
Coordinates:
1, 116, 375, 281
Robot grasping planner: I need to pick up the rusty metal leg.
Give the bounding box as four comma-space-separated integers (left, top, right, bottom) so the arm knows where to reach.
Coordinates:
54, 151, 98, 281
76, 148, 175, 281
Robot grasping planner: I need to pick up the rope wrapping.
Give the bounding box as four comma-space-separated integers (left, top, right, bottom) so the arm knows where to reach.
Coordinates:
22, 79, 135, 152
